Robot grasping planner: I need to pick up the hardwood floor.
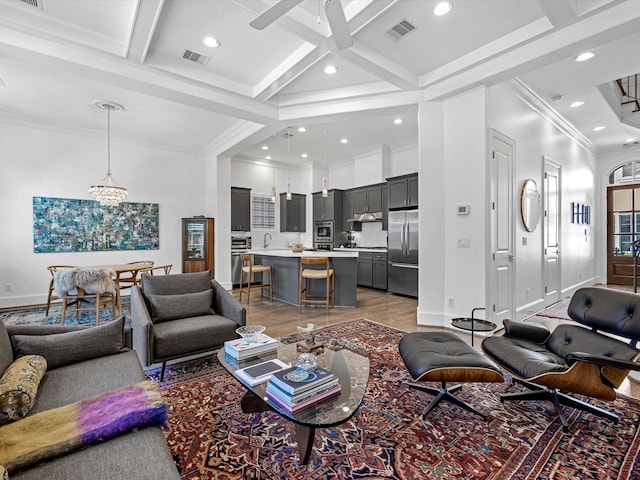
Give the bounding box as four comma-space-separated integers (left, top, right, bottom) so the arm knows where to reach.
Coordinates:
232, 285, 640, 399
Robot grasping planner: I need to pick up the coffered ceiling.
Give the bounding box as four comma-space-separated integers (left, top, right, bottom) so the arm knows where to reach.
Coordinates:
1, 0, 639, 165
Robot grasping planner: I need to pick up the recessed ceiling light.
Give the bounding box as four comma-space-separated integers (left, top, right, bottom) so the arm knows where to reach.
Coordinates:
301, 153, 308, 158
593, 126, 606, 131
393, 118, 403, 125
626, 137, 637, 143
324, 65, 338, 75
261, 145, 269, 150
340, 138, 348, 144
298, 127, 306, 132
575, 51, 595, 62
265, 155, 272, 160
570, 101, 584, 108
433, 1, 452, 16
203, 36, 220, 48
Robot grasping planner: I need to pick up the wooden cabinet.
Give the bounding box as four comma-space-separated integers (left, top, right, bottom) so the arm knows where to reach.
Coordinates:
356, 251, 387, 290
231, 187, 251, 231
182, 217, 214, 274
387, 174, 418, 209
353, 185, 383, 214
280, 193, 306, 232
313, 190, 343, 224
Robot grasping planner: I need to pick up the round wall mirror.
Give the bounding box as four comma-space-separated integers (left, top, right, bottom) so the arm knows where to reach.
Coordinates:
520, 179, 541, 232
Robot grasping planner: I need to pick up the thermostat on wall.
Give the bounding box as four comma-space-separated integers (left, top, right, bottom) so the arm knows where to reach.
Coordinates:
457, 205, 470, 215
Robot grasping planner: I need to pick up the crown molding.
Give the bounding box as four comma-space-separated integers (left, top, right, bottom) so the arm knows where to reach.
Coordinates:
506, 78, 595, 154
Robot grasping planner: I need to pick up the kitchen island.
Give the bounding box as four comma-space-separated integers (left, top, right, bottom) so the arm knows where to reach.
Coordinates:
247, 249, 359, 307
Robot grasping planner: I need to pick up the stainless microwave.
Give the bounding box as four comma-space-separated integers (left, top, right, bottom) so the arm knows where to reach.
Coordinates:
314, 221, 333, 243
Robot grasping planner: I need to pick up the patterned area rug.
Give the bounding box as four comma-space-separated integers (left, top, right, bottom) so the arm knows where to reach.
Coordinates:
147, 319, 640, 480
0, 298, 131, 326
533, 296, 572, 321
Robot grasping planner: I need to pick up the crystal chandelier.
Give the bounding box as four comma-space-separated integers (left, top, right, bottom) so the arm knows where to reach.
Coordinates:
89, 101, 128, 206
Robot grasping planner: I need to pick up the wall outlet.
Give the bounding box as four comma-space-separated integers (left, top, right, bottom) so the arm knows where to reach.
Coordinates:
448, 297, 455, 308
456, 237, 471, 248
5, 283, 13, 292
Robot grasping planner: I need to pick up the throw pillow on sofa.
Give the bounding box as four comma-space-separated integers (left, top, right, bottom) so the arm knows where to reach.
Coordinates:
0, 355, 47, 425
147, 289, 214, 323
11, 317, 127, 370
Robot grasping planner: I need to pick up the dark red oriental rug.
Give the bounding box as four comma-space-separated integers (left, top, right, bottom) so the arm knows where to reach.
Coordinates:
148, 319, 640, 479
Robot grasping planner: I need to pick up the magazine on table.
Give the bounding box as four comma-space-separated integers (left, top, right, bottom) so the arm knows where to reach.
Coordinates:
234, 358, 290, 386
268, 366, 334, 395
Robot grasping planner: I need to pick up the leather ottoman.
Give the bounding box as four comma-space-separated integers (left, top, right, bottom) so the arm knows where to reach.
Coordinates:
399, 331, 504, 419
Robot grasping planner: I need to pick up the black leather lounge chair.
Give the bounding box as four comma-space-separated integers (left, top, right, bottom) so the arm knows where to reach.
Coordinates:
482, 287, 640, 431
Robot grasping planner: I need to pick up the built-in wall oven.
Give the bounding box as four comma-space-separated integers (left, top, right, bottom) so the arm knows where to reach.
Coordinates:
314, 221, 333, 250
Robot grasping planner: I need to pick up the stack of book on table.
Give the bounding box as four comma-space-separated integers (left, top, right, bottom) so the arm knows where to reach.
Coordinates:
266, 367, 341, 413
224, 334, 278, 361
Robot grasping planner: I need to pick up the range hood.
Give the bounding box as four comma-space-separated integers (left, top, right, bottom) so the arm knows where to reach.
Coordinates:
348, 212, 383, 223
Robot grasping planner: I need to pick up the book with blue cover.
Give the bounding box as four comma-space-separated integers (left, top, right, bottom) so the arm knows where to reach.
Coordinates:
268, 366, 334, 395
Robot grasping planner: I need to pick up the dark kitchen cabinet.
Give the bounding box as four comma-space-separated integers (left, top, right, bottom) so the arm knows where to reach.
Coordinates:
342, 190, 360, 232
353, 185, 383, 214
357, 251, 387, 290
313, 190, 343, 224
387, 174, 418, 209
231, 187, 251, 231
280, 193, 306, 232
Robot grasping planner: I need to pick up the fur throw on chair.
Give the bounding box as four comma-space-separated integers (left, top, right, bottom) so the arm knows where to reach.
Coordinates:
53, 268, 116, 297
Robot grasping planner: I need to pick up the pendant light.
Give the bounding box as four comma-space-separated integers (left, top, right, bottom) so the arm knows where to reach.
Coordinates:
322, 128, 328, 197
89, 101, 128, 206
286, 127, 292, 200
271, 171, 277, 203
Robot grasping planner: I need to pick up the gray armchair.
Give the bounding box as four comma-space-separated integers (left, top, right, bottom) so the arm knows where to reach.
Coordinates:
131, 270, 246, 380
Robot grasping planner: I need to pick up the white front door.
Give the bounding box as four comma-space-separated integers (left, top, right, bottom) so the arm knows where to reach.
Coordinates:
544, 159, 561, 307
489, 131, 515, 323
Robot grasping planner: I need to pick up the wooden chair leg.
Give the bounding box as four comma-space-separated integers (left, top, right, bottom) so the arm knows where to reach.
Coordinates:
239, 269, 244, 302
247, 268, 252, 304
61, 299, 67, 325
96, 294, 100, 325
269, 268, 273, 302
326, 275, 330, 313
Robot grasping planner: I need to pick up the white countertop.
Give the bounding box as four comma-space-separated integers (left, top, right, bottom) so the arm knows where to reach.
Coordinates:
248, 248, 358, 258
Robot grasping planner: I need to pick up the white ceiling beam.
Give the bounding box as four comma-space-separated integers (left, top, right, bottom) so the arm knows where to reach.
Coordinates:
422, 1, 640, 102
127, 0, 165, 63
0, 24, 278, 124
537, 0, 579, 28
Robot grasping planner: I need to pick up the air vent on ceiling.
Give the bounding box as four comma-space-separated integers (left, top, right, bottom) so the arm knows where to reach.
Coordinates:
17, 0, 42, 9
279, 131, 294, 138
181, 49, 210, 66
386, 19, 416, 41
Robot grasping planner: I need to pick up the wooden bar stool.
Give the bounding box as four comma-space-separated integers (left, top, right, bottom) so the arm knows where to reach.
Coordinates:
298, 256, 334, 314
239, 254, 272, 304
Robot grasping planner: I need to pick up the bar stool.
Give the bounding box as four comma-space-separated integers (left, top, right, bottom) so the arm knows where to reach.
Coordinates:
299, 257, 334, 313
239, 254, 272, 304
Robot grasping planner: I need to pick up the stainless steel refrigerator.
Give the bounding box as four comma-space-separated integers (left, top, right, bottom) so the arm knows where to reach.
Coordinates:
387, 209, 418, 297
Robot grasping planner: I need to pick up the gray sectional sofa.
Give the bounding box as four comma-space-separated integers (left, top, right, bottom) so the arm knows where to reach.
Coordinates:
0, 318, 180, 480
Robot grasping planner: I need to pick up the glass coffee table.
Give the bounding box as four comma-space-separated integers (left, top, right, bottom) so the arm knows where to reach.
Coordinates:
218, 337, 369, 464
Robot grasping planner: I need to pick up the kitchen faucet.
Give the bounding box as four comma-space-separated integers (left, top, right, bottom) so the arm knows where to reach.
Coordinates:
263, 232, 272, 249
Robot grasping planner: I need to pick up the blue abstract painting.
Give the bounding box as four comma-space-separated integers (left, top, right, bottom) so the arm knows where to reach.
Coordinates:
33, 197, 159, 253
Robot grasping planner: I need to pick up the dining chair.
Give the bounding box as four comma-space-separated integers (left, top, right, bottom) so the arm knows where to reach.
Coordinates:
298, 257, 334, 313
118, 261, 155, 290
45, 265, 74, 316
55, 268, 117, 325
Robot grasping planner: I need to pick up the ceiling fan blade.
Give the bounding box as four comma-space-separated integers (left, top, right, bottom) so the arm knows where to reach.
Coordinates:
325, 0, 353, 50
250, 0, 304, 30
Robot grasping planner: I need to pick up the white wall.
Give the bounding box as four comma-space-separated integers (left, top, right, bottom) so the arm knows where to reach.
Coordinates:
0, 120, 206, 308
487, 84, 597, 318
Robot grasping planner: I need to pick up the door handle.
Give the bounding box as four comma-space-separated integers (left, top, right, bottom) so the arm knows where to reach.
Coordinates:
508, 253, 514, 262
